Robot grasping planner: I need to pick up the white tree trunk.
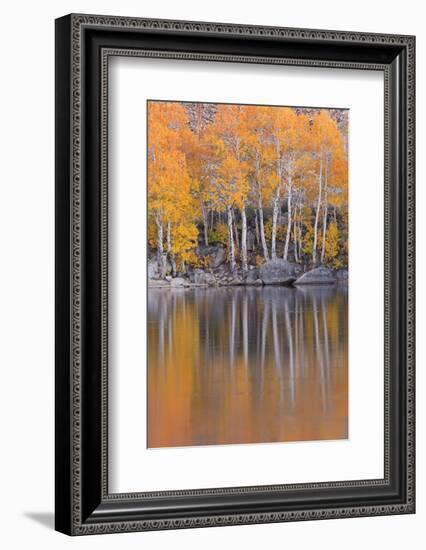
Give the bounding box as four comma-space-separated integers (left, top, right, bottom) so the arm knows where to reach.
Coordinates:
321, 205, 328, 264
166, 221, 176, 277
227, 204, 236, 272
155, 214, 166, 278
241, 206, 248, 272
272, 138, 282, 261
232, 208, 240, 250
256, 157, 269, 262
298, 204, 303, 261
254, 210, 260, 247
312, 154, 323, 265
283, 171, 293, 261
201, 202, 209, 246
271, 187, 280, 260
321, 157, 328, 263
258, 200, 269, 262
293, 211, 299, 263
320, 157, 329, 264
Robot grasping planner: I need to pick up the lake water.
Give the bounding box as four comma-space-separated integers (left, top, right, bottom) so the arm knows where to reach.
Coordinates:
147, 285, 348, 448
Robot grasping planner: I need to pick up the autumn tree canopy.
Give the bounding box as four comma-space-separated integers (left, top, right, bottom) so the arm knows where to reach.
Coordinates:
147, 101, 348, 275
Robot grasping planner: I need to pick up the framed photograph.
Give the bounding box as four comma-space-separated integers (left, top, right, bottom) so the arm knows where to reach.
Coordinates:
55, 14, 415, 535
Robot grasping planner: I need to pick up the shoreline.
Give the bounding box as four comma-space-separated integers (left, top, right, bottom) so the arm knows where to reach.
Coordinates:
148, 279, 349, 289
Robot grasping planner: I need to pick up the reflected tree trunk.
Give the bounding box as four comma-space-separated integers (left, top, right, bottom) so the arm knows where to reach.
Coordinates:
167, 293, 173, 359
298, 294, 306, 375
242, 291, 248, 367
284, 299, 295, 406
229, 292, 236, 367
271, 300, 281, 370
312, 293, 326, 411
321, 294, 330, 385
158, 292, 166, 364
261, 297, 269, 372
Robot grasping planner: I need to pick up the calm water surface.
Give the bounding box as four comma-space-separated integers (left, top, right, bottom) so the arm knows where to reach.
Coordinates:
147, 286, 348, 448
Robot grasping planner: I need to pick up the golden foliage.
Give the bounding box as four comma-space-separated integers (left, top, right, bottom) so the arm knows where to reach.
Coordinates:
208, 222, 228, 246
324, 222, 340, 268
147, 101, 349, 270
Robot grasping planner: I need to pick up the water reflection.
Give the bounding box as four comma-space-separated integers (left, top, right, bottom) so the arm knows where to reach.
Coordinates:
147, 286, 348, 448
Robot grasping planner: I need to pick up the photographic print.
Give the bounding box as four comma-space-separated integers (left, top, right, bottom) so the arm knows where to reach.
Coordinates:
56, 16, 415, 533
147, 100, 349, 449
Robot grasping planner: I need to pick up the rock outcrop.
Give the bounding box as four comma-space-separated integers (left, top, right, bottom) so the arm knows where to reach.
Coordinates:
245, 268, 261, 285
294, 267, 336, 285
196, 245, 226, 268
147, 259, 159, 279
170, 277, 189, 288
336, 269, 349, 281
259, 259, 303, 285
188, 269, 216, 286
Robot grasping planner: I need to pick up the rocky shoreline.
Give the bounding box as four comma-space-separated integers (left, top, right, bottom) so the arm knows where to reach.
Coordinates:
149, 257, 348, 289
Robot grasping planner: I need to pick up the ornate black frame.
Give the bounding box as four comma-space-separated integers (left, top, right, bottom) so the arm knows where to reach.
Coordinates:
55, 13, 415, 535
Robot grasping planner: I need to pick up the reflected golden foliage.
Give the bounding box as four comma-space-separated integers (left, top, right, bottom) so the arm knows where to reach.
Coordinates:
148, 287, 348, 448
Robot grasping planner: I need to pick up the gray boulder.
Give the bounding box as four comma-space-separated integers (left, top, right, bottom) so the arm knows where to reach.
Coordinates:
294, 267, 336, 285
149, 255, 173, 277
147, 259, 159, 279
336, 269, 349, 281
227, 275, 244, 286
188, 269, 216, 286
188, 269, 203, 284
204, 273, 217, 286
164, 258, 173, 276
196, 245, 226, 268
245, 268, 262, 285
210, 247, 226, 268
259, 259, 303, 285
